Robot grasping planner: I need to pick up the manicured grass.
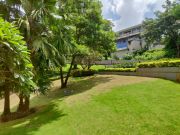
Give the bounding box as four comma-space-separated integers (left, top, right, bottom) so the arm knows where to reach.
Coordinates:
0, 77, 180, 135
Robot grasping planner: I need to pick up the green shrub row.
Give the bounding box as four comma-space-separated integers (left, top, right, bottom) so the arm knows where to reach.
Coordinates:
137, 59, 180, 68
114, 62, 137, 68
99, 68, 136, 72
72, 69, 96, 77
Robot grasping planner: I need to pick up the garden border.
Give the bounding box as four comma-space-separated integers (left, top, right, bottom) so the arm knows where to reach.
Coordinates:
98, 67, 180, 82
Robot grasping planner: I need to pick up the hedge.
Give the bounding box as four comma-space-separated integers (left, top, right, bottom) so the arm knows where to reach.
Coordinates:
98, 68, 136, 72
72, 69, 96, 77
137, 59, 180, 68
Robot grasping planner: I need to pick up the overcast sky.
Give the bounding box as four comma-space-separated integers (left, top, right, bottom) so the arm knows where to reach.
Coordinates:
101, 0, 169, 31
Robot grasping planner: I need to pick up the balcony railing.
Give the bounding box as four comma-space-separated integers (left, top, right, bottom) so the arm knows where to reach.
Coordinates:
117, 31, 142, 40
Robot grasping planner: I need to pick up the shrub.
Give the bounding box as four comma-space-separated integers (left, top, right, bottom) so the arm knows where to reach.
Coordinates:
72, 70, 96, 77
137, 59, 180, 68
123, 53, 134, 60
114, 61, 137, 68
99, 68, 136, 72
134, 49, 167, 60
123, 49, 175, 61
112, 54, 120, 60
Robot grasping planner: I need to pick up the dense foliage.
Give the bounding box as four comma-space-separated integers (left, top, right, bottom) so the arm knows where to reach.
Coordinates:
143, 0, 180, 57
137, 59, 180, 68
75, 45, 102, 70
0, 17, 36, 92
123, 48, 177, 60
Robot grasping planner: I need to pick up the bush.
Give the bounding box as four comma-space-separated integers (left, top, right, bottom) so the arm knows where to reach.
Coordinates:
134, 49, 167, 60
123, 49, 175, 61
114, 61, 137, 68
99, 68, 136, 72
123, 53, 134, 60
72, 70, 96, 77
137, 59, 180, 68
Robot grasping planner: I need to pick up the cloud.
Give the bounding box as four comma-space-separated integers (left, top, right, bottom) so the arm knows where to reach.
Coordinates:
101, 0, 168, 31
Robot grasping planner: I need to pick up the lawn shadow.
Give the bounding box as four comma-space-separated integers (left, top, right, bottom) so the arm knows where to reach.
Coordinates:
0, 102, 66, 135
57, 75, 113, 98
31, 75, 113, 102
0, 75, 112, 135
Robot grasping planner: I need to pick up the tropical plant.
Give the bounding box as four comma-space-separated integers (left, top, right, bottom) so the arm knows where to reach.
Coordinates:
0, 18, 36, 119
4, 0, 61, 110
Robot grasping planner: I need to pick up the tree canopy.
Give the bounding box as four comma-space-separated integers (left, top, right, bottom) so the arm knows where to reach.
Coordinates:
143, 0, 180, 57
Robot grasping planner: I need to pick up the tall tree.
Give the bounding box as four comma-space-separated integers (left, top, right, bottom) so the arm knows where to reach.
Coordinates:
143, 0, 180, 57
56, 0, 116, 88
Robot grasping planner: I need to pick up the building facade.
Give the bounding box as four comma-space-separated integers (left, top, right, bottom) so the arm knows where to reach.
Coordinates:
113, 24, 146, 58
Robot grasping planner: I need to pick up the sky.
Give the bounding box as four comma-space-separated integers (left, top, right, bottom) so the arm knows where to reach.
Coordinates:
101, 0, 169, 31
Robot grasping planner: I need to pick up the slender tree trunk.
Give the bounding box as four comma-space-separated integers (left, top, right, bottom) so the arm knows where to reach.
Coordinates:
2, 67, 12, 116
17, 93, 24, 112
17, 94, 30, 112
24, 96, 30, 112
60, 67, 66, 88
177, 44, 180, 58
105, 55, 108, 60
87, 59, 92, 70
88, 65, 91, 70
73, 64, 78, 69
64, 56, 76, 88
3, 85, 10, 115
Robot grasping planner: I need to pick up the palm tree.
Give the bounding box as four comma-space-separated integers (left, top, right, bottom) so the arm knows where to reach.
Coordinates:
0, 0, 60, 112
16, 0, 59, 112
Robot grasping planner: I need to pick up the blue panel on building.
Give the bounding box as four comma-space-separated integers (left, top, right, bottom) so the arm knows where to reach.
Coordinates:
117, 40, 128, 49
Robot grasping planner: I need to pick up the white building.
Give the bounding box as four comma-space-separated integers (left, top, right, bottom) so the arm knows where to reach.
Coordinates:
113, 24, 145, 58
113, 24, 164, 59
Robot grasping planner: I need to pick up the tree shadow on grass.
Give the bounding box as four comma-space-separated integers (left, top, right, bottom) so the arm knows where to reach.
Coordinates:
0, 103, 66, 135
31, 75, 113, 103
68, 76, 112, 92
0, 75, 112, 135
47, 75, 114, 99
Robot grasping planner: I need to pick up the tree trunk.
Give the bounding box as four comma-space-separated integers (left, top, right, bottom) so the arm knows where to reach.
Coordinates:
87, 59, 92, 70
3, 85, 10, 115
105, 55, 108, 60
73, 64, 78, 69
24, 96, 30, 112
60, 67, 66, 88
17, 94, 30, 112
17, 93, 24, 112
64, 56, 76, 88
177, 44, 180, 58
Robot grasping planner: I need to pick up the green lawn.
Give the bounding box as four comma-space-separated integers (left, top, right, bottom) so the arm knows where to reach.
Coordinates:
0, 77, 180, 135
